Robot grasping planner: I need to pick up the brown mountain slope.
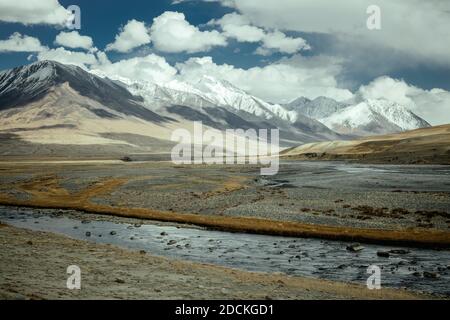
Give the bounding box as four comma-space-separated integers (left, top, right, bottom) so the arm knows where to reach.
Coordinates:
281, 124, 450, 164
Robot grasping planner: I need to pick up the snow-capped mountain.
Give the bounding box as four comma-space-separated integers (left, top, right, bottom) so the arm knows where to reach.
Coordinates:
286, 96, 349, 119
0, 60, 345, 157
319, 99, 431, 136
92, 70, 298, 123
91, 68, 342, 143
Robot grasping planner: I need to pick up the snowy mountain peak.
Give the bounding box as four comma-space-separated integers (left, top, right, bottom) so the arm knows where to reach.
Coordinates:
288, 96, 311, 106
287, 95, 348, 119
0, 60, 64, 108
362, 99, 430, 130
94, 70, 299, 123
320, 98, 430, 135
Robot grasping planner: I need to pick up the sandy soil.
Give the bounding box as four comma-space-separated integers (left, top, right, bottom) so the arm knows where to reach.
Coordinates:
0, 223, 431, 300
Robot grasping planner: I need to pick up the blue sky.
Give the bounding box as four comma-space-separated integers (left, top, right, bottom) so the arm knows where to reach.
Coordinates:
0, 0, 448, 90
0, 0, 449, 123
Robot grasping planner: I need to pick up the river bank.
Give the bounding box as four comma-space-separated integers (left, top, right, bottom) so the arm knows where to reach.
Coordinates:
1, 206, 449, 297
0, 223, 432, 300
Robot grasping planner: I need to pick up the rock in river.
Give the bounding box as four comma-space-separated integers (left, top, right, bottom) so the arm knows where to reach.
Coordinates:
346, 243, 364, 252
377, 251, 390, 258
423, 271, 440, 279
389, 249, 410, 255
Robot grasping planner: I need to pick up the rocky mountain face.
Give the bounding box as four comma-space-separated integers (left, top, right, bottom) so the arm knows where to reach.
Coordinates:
0, 60, 165, 122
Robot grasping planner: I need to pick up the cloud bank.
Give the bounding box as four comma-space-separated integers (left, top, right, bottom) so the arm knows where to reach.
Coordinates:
0, 0, 71, 25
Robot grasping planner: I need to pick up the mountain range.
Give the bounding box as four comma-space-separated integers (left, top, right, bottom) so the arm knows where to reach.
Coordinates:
0, 60, 431, 157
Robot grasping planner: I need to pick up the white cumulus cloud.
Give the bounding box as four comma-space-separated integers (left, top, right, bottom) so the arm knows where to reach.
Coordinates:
176, 55, 353, 103
55, 31, 94, 51
149, 11, 227, 53
106, 19, 151, 53
0, 33, 47, 52
257, 31, 310, 55
209, 13, 310, 55
37, 47, 99, 69
209, 13, 265, 42
93, 54, 178, 84
0, 0, 72, 25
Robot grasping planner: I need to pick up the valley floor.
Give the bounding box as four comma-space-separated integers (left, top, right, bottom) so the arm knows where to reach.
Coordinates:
1, 160, 449, 299
0, 160, 449, 247
0, 224, 429, 300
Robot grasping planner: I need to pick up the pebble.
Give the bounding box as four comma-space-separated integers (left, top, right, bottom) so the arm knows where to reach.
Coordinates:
389, 249, 410, 255
346, 243, 364, 252
423, 271, 440, 279
377, 251, 390, 258
110, 231, 117, 236
85, 231, 91, 237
